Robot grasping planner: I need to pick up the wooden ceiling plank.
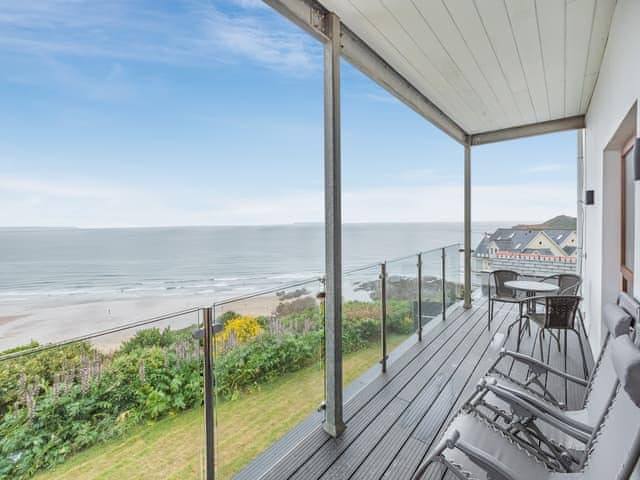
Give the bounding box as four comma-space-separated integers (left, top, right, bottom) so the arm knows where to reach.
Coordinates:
579, 0, 616, 112
475, 0, 537, 124
408, 0, 507, 130
443, 0, 523, 131
565, 0, 595, 116
536, 0, 566, 119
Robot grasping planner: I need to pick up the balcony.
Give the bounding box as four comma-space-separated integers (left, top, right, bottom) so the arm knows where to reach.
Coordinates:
235, 296, 593, 480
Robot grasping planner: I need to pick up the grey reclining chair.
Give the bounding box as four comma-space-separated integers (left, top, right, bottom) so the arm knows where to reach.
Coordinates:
414, 332, 640, 480
463, 297, 633, 471
461, 293, 640, 470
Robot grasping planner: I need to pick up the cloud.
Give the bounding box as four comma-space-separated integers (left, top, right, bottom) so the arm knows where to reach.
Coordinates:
395, 169, 459, 185
201, 6, 319, 73
228, 0, 268, 9
363, 93, 398, 104
525, 163, 565, 173
0, 176, 132, 201
0, 175, 577, 227
0, 1, 320, 74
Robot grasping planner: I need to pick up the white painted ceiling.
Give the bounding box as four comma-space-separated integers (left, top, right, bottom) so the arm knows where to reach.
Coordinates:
319, 0, 616, 134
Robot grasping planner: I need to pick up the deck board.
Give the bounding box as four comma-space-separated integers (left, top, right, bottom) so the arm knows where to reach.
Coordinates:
235, 296, 593, 480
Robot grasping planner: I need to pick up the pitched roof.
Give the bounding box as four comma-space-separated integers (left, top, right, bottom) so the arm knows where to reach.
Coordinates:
475, 227, 575, 256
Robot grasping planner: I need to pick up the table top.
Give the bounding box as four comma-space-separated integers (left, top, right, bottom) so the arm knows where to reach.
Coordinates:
504, 280, 560, 293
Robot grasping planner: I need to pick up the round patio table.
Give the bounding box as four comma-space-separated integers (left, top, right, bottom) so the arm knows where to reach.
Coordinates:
503, 280, 560, 351
505, 280, 560, 306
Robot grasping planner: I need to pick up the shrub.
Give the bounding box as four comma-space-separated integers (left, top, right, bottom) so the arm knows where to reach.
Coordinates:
0, 334, 203, 479
277, 307, 322, 333
219, 316, 260, 345
121, 327, 173, 353
0, 308, 389, 478
386, 300, 414, 335
275, 297, 317, 317
0, 342, 94, 415
218, 310, 240, 325
342, 319, 380, 353
0, 341, 40, 357
214, 332, 323, 398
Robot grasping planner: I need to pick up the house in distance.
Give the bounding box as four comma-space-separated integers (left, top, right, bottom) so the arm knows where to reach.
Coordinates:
473, 215, 578, 282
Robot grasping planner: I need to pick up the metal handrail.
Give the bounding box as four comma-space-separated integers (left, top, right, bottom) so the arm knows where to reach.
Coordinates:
0, 306, 202, 362
1, 242, 466, 362
213, 276, 324, 308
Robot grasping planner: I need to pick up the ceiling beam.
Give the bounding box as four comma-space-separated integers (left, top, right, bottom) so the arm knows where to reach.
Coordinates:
470, 115, 585, 146
263, 0, 468, 144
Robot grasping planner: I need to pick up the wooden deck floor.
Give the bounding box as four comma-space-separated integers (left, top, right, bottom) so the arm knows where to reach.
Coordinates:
236, 296, 594, 480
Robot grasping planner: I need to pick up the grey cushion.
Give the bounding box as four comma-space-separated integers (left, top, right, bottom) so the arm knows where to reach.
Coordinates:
611, 334, 640, 407
618, 292, 640, 324
604, 303, 632, 338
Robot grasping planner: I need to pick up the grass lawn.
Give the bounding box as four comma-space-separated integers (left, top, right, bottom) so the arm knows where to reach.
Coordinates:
34, 335, 407, 480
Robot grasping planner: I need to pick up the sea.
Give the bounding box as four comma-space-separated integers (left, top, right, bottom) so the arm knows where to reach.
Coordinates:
0, 222, 504, 309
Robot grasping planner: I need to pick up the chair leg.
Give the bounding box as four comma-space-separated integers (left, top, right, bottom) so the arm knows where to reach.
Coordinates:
538, 329, 545, 364
564, 330, 568, 373
564, 329, 569, 406
488, 300, 492, 330
516, 312, 522, 353
572, 328, 589, 379
577, 309, 587, 337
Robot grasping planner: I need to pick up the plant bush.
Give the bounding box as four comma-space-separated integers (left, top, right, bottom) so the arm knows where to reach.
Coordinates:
0, 301, 399, 479
214, 331, 323, 398
219, 316, 260, 345
0, 335, 203, 479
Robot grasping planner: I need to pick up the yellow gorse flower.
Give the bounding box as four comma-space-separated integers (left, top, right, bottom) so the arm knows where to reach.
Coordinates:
220, 316, 260, 345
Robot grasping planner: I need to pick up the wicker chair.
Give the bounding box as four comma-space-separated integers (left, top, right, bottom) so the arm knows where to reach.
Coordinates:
538, 274, 586, 334
523, 295, 589, 379
487, 270, 522, 330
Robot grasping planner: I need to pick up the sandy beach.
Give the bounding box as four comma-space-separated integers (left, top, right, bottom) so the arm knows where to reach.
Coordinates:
0, 293, 281, 353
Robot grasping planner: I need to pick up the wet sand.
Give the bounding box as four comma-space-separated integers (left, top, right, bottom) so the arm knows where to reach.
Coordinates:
0, 314, 28, 326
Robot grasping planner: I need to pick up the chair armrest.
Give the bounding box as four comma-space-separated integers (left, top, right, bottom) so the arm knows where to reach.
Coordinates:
446, 430, 519, 480
481, 379, 592, 443
497, 349, 589, 387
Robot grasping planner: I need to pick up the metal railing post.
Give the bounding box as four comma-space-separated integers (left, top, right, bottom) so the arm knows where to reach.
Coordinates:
380, 262, 387, 373
202, 306, 215, 480
441, 248, 447, 322
417, 253, 423, 341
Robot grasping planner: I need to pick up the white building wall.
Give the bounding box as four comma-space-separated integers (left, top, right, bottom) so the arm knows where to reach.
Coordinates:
584, 0, 640, 352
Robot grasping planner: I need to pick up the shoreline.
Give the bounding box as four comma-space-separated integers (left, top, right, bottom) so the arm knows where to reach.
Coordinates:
0, 293, 282, 353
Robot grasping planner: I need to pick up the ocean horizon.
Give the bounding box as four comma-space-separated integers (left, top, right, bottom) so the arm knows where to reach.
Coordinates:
0, 222, 511, 309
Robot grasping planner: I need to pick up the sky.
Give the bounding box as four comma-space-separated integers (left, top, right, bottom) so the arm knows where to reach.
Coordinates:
0, 0, 578, 228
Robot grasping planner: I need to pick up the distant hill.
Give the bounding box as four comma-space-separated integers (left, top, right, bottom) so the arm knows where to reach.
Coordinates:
513, 215, 576, 231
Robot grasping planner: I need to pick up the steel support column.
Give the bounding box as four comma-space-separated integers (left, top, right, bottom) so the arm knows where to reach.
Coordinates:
463, 143, 472, 309
202, 307, 215, 480
323, 11, 345, 438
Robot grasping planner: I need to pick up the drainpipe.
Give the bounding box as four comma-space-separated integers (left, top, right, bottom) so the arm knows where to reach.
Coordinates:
576, 129, 585, 280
